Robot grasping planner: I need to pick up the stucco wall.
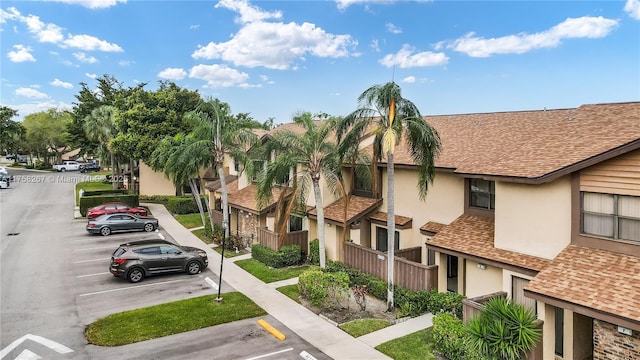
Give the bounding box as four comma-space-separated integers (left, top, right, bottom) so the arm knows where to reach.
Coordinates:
139, 161, 176, 196
494, 176, 572, 259
380, 169, 464, 247
465, 260, 503, 298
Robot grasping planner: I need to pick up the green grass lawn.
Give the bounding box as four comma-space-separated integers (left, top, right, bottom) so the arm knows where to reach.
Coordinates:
376, 328, 436, 360
174, 213, 210, 229
75, 181, 112, 204
339, 319, 392, 338
235, 259, 311, 283
85, 292, 267, 346
276, 284, 301, 303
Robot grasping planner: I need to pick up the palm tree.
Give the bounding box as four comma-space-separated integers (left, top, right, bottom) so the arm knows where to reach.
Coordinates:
255, 112, 343, 269
84, 105, 119, 189
338, 81, 441, 310
181, 99, 259, 239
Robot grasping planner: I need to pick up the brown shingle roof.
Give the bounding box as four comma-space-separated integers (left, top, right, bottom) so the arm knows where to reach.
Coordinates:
369, 211, 412, 227
526, 245, 640, 327
420, 221, 447, 234
426, 214, 550, 272
390, 102, 640, 179
205, 175, 238, 192
227, 184, 287, 214
308, 196, 381, 224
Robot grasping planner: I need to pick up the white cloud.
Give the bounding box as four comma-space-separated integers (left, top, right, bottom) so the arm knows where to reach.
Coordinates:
118, 60, 133, 66
335, 0, 402, 10
193, 21, 356, 69
85, 73, 97, 79
624, 0, 640, 20
73, 52, 98, 63
8, 45, 36, 62
158, 68, 187, 80
259, 74, 275, 84
2, 7, 123, 52
63, 35, 123, 52
402, 76, 416, 83
385, 23, 402, 34
215, 0, 282, 24
8, 101, 73, 120
189, 64, 250, 87
190, 24, 200, 30
450, 16, 619, 57
371, 39, 380, 52
43, 0, 127, 9
50, 79, 73, 89
16, 87, 49, 99
379, 44, 448, 68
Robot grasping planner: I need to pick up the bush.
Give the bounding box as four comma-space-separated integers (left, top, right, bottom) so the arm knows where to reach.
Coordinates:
139, 195, 171, 204
79, 194, 140, 217
82, 189, 130, 197
251, 244, 302, 268
166, 196, 208, 214
432, 313, 480, 360
298, 269, 349, 308
428, 290, 465, 319
307, 239, 320, 265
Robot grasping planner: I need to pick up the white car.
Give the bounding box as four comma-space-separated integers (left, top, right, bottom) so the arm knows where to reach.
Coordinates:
0, 166, 7, 176
0, 175, 9, 189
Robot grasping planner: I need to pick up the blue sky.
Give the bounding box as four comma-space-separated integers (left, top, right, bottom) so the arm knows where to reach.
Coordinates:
1, 0, 639, 124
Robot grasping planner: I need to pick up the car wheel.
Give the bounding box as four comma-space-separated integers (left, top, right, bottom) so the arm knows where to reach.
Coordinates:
100, 227, 112, 236
61, 168, 66, 172
186, 261, 201, 275
127, 268, 145, 283
143, 223, 154, 232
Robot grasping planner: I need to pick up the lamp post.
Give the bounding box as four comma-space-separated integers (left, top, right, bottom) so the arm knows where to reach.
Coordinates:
215, 220, 228, 303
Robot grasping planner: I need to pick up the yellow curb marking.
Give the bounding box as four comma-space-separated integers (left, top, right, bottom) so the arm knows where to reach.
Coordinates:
257, 319, 286, 341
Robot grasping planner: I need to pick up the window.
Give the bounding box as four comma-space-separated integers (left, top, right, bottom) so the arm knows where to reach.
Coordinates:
469, 179, 495, 210
376, 226, 399, 252
427, 249, 436, 266
354, 170, 373, 197
160, 246, 181, 255
512, 276, 537, 315
582, 192, 640, 242
555, 307, 564, 357
289, 214, 303, 232
276, 170, 290, 186
135, 246, 161, 255
251, 160, 264, 183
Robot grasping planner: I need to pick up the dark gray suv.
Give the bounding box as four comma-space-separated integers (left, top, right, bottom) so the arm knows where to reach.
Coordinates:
110, 240, 208, 283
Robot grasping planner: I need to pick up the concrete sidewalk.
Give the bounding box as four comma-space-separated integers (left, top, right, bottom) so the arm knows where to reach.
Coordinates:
146, 203, 433, 360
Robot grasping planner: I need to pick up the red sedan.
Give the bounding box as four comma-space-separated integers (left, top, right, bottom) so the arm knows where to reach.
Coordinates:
86, 202, 148, 219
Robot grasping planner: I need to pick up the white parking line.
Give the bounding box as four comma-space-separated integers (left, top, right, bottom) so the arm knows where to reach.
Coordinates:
73, 258, 110, 264
78, 279, 186, 297
245, 348, 294, 360
73, 246, 115, 252
77, 272, 110, 278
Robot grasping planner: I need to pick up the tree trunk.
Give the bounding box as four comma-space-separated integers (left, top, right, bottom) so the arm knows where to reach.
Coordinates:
314, 180, 326, 268
217, 166, 230, 239
189, 178, 206, 228
110, 152, 117, 190
386, 151, 395, 311
130, 158, 135, 194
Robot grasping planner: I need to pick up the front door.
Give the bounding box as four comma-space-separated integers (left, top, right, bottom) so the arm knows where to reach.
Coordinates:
447, 255, 458, 292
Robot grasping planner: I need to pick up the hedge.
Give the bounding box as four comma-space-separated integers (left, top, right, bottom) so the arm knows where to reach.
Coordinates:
166, 196, 208, 214
81, 189, 130, 197
432, 313, 481, 360
251, 244, 302, 268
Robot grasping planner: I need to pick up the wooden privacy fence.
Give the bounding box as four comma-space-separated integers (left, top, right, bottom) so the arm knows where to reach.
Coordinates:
395, 246, 422, 263
257, 227, 309, 255
211, 210, 223, 227
343, 242, 437, 292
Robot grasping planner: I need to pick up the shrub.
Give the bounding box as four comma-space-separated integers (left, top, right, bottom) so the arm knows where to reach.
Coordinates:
307, 239, 320, 265
298, 269, 349, 308
428, 290, 465, 319
432, 313, 480, 360
138, 195, 171, 204
166, 196, 207, 214
251, 244, 302, 268
466, 297, 541, 360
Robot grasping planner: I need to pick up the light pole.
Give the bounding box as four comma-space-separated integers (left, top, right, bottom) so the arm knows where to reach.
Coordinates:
215, 220, 228, 302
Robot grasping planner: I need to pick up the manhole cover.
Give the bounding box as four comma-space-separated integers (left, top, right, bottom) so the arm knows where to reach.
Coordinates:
7, 233, 19, 236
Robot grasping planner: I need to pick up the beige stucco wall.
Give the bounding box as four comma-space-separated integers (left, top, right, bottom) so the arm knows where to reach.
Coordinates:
370, 225, 413, 251
380, 168, 464, 248
322, 223, 339, 261
139, 161, 176, 196
465, 260, 503, 298
494, 176, 572, 259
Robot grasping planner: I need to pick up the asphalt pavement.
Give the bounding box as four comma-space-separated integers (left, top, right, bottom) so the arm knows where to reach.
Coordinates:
143, 203, 434, 360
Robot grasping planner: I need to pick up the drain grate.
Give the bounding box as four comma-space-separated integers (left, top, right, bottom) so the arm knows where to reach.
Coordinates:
7, 233, 19, 236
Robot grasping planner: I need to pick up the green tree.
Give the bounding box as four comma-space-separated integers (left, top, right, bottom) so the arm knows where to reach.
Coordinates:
0, 106, 25, 157
256, 112, 343, 268
22, 109, 73, 165
83, 105, 119, 188
338, 81, 441, 309
466, 297, 541, 360
180, 99, 259, 239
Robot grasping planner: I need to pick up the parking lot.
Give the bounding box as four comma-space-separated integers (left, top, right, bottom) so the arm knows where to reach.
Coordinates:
67, 219, 221, 325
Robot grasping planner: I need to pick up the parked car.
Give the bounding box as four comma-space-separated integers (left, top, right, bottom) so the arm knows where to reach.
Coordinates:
109, 239, 208, 283
86, 213, 158, 236
0, 174, 9, 189
0, 166, 7, 176
79, 163, 101, 173
86, 202, 148, 219
52, 160, 81, 172
5, 154, 16, 161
